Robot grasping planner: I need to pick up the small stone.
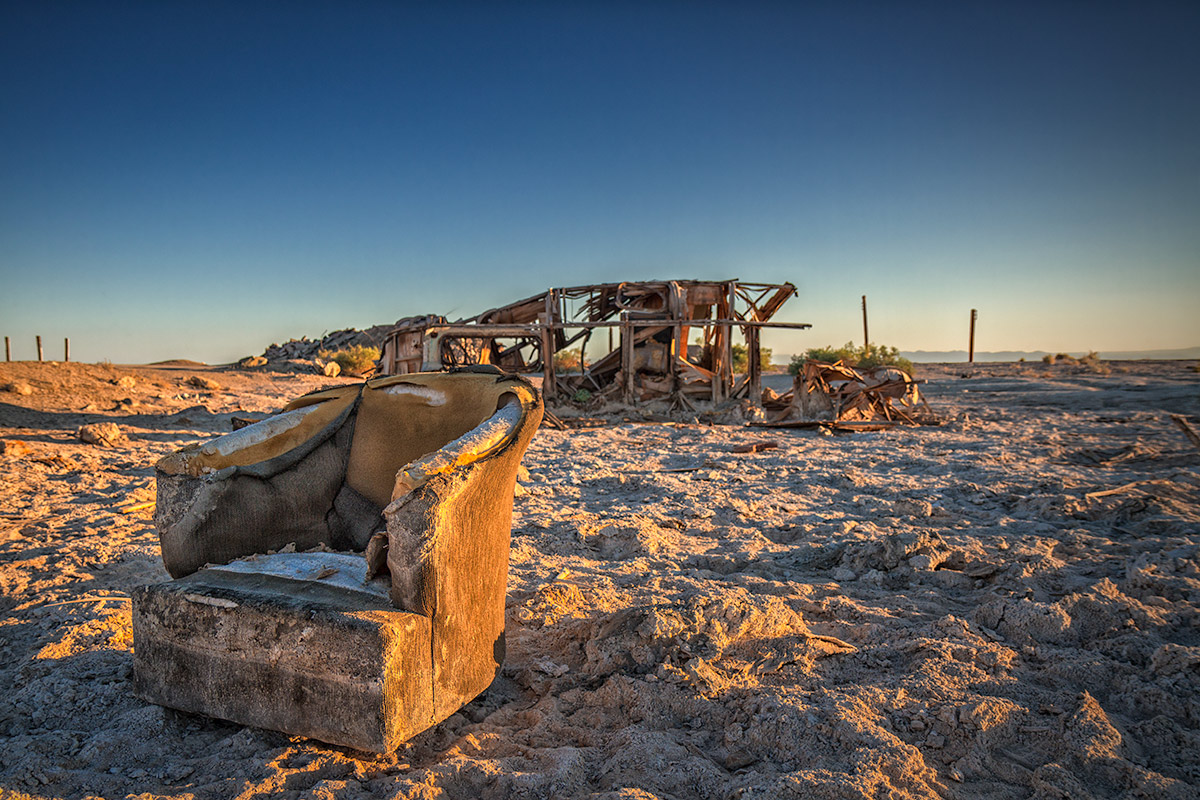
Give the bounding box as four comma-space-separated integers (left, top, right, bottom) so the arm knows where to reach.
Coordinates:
926, 733, 945, 748
322, 361, 341, 378
2, 381, 33, 396
239, 356, 268, 368
963, 561, 999, 579
78, 423, 127, 447
909, 554, 936, 571
114, 376, 137, 389
186, 375, 221, 391
0, 440, 32, 457
832, 567, 856, 582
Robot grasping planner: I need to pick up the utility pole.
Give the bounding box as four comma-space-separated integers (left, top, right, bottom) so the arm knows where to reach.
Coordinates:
861, 295, 869, 353
968, 309, 978, 363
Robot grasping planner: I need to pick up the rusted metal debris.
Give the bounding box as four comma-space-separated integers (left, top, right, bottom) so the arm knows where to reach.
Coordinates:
758, 360, 936, 429
380, 280, 808, 409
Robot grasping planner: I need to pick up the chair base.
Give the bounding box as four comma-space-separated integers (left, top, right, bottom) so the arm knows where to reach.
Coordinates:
132, 553, 434, 752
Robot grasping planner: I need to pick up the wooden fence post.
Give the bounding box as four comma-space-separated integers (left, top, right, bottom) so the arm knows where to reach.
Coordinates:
64, 338, 70, 363
4, 336, 9, 362
36, 335, 43, 362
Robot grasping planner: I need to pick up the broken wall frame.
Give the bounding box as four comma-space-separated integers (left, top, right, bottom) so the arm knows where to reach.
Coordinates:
380, 280, 810, 408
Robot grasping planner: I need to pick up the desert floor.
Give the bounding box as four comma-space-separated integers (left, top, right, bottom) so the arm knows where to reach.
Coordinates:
1, 359, 1198, 800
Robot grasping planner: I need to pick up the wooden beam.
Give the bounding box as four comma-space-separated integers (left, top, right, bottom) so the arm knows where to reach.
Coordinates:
540, 312, 557, 399
620, 312, 634, 403
747, 325, 761, 405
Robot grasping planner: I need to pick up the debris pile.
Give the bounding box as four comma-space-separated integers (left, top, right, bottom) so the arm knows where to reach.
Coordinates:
760, 360, 936, 430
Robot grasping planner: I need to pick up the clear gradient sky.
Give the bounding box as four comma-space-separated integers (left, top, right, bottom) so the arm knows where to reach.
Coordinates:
2, 1, 1197, 364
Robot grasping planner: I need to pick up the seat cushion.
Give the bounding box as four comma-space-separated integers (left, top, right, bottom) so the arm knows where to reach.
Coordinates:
132, 553, 434, 752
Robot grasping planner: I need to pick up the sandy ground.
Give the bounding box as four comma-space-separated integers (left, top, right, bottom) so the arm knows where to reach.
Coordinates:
1, 359, 1198, 800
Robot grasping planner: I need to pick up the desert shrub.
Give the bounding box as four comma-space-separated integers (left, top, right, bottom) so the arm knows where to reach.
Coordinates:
788, 341, 913, 376
1078, 351, 1111, 375
731, 343, 773, 373
554, 349, 583, 371
319, 345, 379, 376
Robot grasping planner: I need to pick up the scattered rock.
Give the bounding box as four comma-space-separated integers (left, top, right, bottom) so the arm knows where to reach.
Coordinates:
77, 423, 127, 447
0, 440, 32, 457
186, 376, 221, 391
964, 560, 1001, 579
239, 355, 268, 368
113, 376, 137, 389
2, 381, 33, 396
322, 361, 341, 378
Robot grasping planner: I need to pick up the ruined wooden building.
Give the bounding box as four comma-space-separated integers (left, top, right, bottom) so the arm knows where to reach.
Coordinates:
379, 280, 809, 408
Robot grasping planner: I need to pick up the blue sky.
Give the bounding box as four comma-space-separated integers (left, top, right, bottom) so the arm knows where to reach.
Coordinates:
2, 1, 1197, 363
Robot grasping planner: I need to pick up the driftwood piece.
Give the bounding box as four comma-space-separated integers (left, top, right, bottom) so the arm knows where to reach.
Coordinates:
1170, 414, 1200, 450
732, 440, 780, 454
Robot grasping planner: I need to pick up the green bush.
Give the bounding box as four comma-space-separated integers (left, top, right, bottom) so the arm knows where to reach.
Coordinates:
554, 349, 582, 371
731, 343, 773, 373
788, 342, 913, 376
320, 345, 380, 376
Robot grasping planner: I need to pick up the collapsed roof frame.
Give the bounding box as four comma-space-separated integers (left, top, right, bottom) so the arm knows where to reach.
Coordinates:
380, 280, 810, 408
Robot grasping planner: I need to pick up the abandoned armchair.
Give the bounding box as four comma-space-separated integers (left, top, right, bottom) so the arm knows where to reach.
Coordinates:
131, 370, 542, 752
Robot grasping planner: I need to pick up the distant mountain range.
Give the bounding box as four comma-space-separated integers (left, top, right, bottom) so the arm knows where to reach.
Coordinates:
898, 347, 1200, 362
772, 347, 1200, 364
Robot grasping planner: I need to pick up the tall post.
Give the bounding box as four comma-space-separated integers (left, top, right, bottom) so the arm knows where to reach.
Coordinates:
64, 337, 70, 363
968, 309, 978, 363
36, 335, 43, 362
4, 336, 9, 362
861, 295, 869, 352
539, 313, 557, 400
541, 291, 558, 400
747, 325, 762, 405
620, 312, 634, 403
